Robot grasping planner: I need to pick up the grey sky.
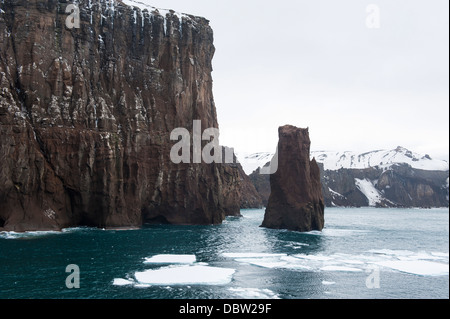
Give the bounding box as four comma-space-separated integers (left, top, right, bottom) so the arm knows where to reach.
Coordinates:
147, 0, 449, 160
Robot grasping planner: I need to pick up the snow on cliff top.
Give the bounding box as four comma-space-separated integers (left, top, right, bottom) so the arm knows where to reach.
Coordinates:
121, 0, 191, 20
237, 146, 449, 175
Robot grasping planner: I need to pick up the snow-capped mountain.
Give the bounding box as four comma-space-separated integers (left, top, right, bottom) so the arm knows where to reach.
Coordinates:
236, 152, 274, 176
240, 147, 449, 208
311, 146, 449, 172
237, 146, 449, 176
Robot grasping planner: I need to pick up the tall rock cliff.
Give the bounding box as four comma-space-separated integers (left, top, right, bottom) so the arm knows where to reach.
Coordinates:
261, 125, 325, 232
0, 0, 254, 231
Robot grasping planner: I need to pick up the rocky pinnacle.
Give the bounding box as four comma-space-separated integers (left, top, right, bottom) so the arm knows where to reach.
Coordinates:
261, 125, 325, 232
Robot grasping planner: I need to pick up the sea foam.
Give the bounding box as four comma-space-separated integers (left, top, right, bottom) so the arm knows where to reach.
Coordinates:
228, 287, 280, 299
0, 227, 89, 240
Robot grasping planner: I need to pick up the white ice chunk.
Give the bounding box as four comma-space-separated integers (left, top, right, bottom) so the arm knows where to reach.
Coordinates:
292, 254, 334, 261
233, 255, 313, 271
219, 250, 449, 277
113, 278, 134, 286
373, 260, 449, 276
431, 252, 449, 258
222, 253, 287, 259
320, 266, 363, 272
134, 283, 152, 288
143, 254, 196, 264
235, 258, 288, 269
369, 249, 415, 257
134, 265, 235, 285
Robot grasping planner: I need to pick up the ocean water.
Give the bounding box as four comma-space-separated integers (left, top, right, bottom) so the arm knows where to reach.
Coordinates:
0, 208, 448, 299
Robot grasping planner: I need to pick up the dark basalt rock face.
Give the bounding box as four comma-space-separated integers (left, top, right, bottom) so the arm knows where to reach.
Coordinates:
249, 164, 270, 207
0, 0, 257, 231
321, 164, 449, 208
261, 125, 325, 232
251, 159, 449, 209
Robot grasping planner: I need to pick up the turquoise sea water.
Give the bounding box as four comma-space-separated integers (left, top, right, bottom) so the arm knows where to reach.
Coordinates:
0, 208, 448, 299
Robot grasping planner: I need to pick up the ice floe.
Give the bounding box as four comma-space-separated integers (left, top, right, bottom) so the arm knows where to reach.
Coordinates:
135, 265, 235, 285
143, 254, 196, 264
114, 254, 235, 287
302, 228, 370, 237
222, 249, 449, 276
222, 253, 287, 259
373, 260, 449, 276
112, 278, 134, 286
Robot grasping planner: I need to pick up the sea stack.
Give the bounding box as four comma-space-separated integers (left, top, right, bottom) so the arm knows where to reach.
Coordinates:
261, 125, 325, 232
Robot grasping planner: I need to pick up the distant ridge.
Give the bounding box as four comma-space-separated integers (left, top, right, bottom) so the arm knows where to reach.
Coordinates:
238, 146, 449, 176
311, 146, 449, 172
240, 147, 449, 208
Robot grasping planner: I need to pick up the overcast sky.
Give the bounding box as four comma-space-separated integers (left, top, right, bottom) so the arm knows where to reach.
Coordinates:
145, 0, 449, 160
